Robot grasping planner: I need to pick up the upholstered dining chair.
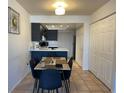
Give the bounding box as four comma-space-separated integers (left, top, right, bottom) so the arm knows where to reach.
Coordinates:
37, 69, 62, 93
30, 59, 40, 93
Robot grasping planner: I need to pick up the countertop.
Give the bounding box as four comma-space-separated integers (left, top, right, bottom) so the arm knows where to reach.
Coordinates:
30, 47, 69, 52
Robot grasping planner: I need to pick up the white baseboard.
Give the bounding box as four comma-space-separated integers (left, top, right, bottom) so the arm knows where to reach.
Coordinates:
9, 71, 30, 93
75, 61, 89, 71
74, 60, 82, 66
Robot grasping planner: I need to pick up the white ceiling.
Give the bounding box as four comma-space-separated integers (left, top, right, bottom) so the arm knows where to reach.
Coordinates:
16, 0, 109, 15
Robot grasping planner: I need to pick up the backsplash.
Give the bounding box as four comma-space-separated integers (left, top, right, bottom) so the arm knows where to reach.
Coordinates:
31, 41, 58, 48
47, 41, 58, 47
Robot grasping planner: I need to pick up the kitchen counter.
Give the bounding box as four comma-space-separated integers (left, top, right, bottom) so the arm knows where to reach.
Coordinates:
30, 47, 68, 60
30, 47, 69, 52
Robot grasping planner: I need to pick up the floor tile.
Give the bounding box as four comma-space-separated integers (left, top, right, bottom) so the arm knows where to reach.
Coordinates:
85, 80, 98, 86
78, 90, 91, 93
12, 89, 32, 93
91, 91, 105, 93
88, 86, 102, 91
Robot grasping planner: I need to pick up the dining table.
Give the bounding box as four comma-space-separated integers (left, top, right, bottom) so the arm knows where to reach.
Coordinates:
34, 57, 70, 70
34, 57, 70, 93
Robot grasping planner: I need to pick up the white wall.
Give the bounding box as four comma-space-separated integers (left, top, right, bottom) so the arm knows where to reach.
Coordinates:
58, 31, 74, 58
83, 23, 90, 70
90, 0, 116, 92
8, 0, 31, 92
76, 24, 89, 70
76, 26, 84, 66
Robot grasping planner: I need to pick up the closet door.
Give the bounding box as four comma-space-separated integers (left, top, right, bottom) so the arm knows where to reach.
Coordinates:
90, 14, 115, 89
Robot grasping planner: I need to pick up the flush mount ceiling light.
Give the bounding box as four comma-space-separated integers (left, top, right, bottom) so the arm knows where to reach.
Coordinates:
51, 25, 55, 28
55, 6, 65, 15
60, 25, 63, 27
53, 1, 67, 15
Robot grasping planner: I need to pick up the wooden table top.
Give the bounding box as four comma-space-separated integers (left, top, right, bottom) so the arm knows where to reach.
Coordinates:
34, 57, 70, 70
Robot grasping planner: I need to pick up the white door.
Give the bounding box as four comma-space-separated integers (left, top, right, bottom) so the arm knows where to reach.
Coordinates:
90, 14, 115, 89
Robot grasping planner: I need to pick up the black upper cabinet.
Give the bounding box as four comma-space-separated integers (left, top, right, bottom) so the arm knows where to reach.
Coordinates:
31, 23, 46, 41
31, 23, 58, 41
46, 30, 58, 41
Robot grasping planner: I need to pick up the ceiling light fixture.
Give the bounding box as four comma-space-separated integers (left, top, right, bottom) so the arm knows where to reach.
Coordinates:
53, 1, 67, 15
60, 25, 63, 27
55, 6, 65, 15
52, 25, 55, 28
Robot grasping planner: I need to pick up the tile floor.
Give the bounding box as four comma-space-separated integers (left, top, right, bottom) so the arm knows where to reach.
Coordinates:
12, 62, 111, 93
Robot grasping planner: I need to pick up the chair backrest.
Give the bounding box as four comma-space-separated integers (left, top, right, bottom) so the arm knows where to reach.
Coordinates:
68, 57, 74, 69
30, 59, 39, 79
39, 69, 62, 90
62, 57, 74, 80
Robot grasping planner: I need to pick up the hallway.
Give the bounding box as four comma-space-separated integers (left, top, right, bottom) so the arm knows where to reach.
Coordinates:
12, 62, 111, 93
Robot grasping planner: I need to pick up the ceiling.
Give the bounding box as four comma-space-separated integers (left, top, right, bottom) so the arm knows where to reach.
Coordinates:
16, 0, 109, 15
42, 23, 83, 31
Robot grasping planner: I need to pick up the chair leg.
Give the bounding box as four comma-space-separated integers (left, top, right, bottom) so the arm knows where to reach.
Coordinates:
68, 79, 70, 88
48, 90, 50, 93
63, 80, 69, 93
56, 89, 59, 93
67, 80, 70, 93
62, 71, 69, 93
37, 86, 40, 93
65, 80, 69, 93
35, 79, 38, 88
33, 79, 37, 93
36, 79, 39, 92
66, 79, 71, 93
66, 79, 70, 92
41, 89, 43, 93
52, 90, 54, 93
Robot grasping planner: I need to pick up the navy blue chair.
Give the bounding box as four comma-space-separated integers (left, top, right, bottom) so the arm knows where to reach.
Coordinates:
68, 57, 74, 69
30, 59, 40, 93
37, 69, 62, 93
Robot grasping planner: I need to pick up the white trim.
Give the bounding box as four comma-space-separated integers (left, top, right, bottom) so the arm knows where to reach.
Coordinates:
30, 15, 90, 23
